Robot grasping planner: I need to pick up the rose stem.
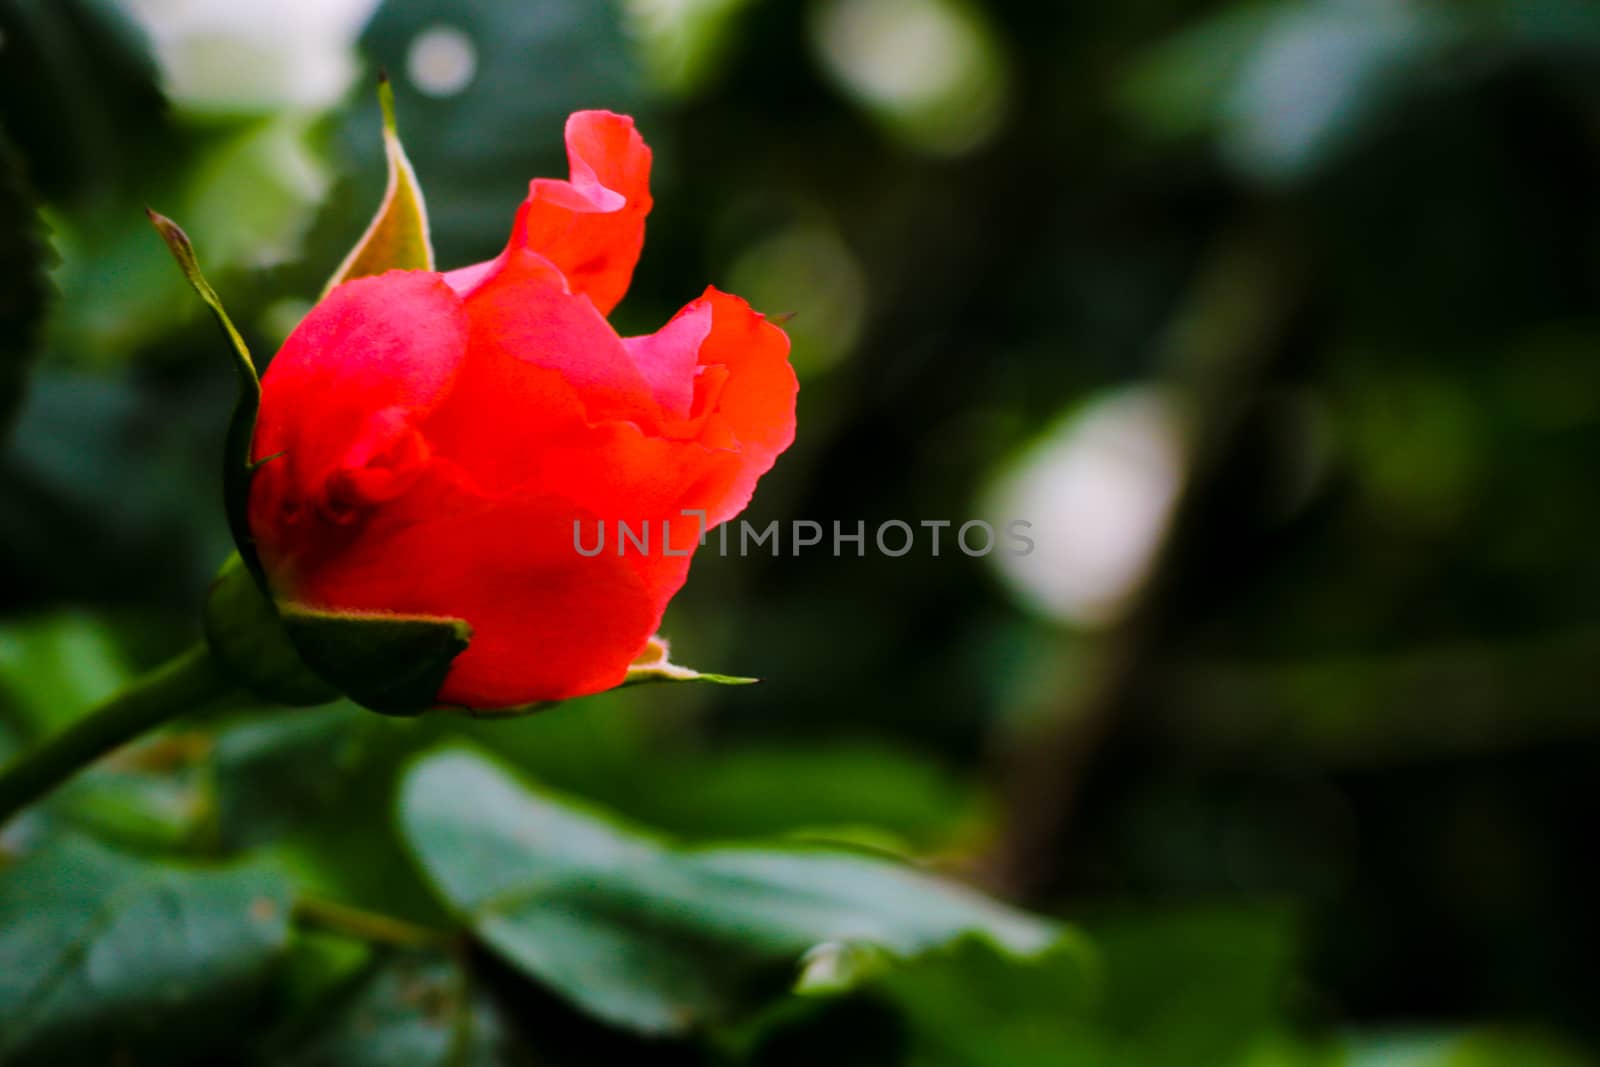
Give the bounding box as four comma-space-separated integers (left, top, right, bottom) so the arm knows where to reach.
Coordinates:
0, 642, 240, 826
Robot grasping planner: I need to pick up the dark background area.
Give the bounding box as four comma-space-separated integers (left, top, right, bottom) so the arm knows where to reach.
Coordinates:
2, 0, 1599, 1062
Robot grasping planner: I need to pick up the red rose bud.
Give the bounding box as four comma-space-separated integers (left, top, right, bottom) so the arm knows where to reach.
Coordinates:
244, 111, 796, 711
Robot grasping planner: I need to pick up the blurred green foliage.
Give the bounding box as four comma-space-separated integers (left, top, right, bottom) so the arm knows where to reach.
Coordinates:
0, 836, 291, 1062
400, 748, 1059, 1035
3, 0, 1600, 1062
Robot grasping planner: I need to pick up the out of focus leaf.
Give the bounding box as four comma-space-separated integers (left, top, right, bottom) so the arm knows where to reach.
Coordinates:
46, 122, 331, 366
273, 928, 373, 1020
0, 128, 51, 440
1219, 1, 1447, 183
0, 0, 195, 369
264, 718, 454, 928
211, 703, 374, 848
183, 115, 334, 272
452, 705, 975, 848
638, 743, 978, 846
265, 950, 468, 1067
624, 0, 752, 97
1117, 5, 1274, 142
266, 942, 536, 1066
738, 936, 1095, 1067
0, 614, 130, 740
447, 690, 656, 805
1344, 1029, 1597, 1067
399, 748, 1060, 1035
0, 0, 172, 204
45, 761, 212, 850
851, 937, 1099, 1065
0, 835, 292, 1064
743, 909, 1317, 1067
1120, 0, 1451, 183
0, 371, 232, 611
1079, 908, 1307, 1067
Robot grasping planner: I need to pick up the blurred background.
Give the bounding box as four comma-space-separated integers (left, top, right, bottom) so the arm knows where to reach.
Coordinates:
3, 0, 1600, 1063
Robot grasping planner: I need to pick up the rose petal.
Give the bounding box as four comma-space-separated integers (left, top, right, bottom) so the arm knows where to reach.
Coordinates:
286, 463, 660, 704
251, 271, 469, 584
447, 111, 651, 312
623, 301, 712, 421
516, 110, 652, 315
636, 287, 797, 525
464, 247, 655, 419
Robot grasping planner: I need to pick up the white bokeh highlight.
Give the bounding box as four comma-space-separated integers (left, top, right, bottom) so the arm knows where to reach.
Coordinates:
407, 25, 478, 98
985, 386, 1188, 628
810, 0, 1008, 154
114, 0, 382, 114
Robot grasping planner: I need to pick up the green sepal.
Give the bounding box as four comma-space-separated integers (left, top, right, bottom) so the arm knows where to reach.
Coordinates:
322, 72, 434, 296
438, 636, 752, 720
280, 606, 472, 716
621, 635, 759, 689
204, 555, 472, 715
204, 554, 339, 707
146, 210, 266, 589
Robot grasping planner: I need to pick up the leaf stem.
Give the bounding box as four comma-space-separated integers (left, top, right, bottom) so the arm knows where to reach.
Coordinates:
0, 642, 238, 826
293, 894, 452, 949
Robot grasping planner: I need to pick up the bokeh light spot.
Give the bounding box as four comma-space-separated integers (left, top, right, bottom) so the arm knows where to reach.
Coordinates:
407, 25, 478, 98
728, 221, 867, 378
625, 0, 750, 96
810, 0, 1009, 155
985, 387, 1187, 628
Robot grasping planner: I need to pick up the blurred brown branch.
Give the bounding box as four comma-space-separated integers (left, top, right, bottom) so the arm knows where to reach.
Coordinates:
978, 218, 1316, 901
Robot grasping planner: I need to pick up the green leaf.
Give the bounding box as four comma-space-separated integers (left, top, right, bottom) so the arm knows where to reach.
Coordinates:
323, 74, 433, 296
265, 950, 469, 1067
0, 126, 53, 441
280, 607, 472, 715
735, 936, 1097, 1067
1115, 5, 1275, 142
634, 742, 978, 845
45, 765, 212, 852
0, 614, 131, 742
398, 748, 1061, 1035
180, 116, 333, 272
0, 0, 172, 206
1081, 908, 1305, 1067
259, 714, 455, 930
211, 703, 375, 848
0, 836, 292, 1064
1345, 1029, 1599, 1067
1117, 0, 1449, 184
739, 909, 1317, 1067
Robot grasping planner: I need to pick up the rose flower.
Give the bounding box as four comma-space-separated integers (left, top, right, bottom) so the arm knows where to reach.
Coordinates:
246, 111, 797, 709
